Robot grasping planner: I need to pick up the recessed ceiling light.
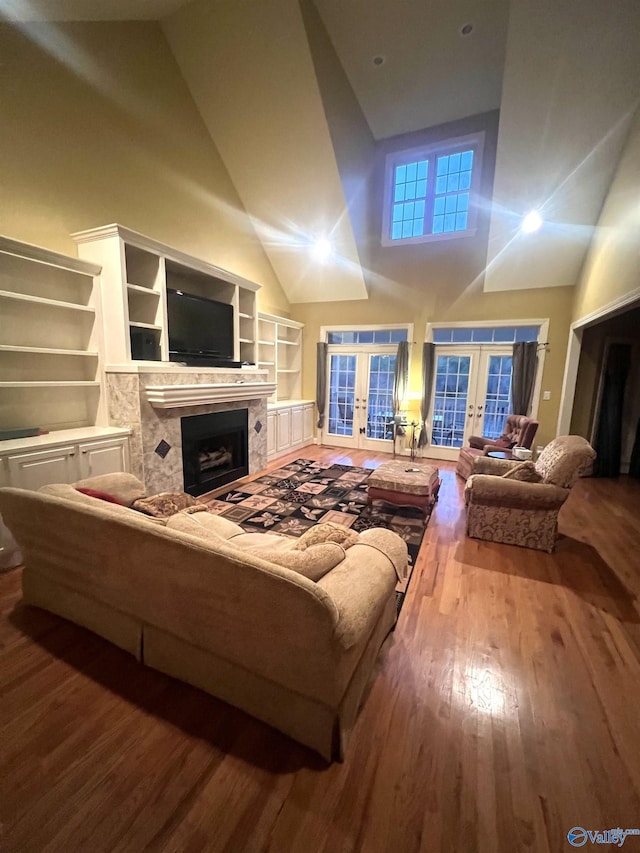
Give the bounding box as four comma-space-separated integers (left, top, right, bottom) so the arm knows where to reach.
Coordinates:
460, 23, 474, 36
311, 237, 332, 262
521, 210, 543, 233
372, 55, 386, 67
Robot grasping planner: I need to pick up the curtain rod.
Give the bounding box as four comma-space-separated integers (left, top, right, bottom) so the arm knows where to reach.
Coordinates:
425, 341, 549, 349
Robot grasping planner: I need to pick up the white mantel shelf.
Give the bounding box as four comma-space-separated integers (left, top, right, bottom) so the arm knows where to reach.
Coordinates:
146, 382, 278, 409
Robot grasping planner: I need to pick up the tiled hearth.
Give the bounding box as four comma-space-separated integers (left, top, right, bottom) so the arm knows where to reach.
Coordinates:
105, 365, 276, 496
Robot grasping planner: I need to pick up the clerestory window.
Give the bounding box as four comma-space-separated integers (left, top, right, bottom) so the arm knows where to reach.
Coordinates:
382, 132, 485, 246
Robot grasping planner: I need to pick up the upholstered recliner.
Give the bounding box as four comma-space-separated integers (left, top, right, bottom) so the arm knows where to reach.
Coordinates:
456, 414, 539, 480
464, 435, 596, 552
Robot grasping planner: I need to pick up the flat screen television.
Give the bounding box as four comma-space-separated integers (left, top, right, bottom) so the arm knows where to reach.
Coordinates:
167, 288, 235, 365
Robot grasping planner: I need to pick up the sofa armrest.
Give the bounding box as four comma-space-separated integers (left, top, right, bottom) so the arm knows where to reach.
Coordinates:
467, 474, 568, 510
316, 530, 407, 650
481, 442, 511, 455
470, 457, 517, 476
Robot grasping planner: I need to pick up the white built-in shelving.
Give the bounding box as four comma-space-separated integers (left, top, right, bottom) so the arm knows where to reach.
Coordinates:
72, 224, 260, 366
0, 235, 106, 434
257, 312, 303, 402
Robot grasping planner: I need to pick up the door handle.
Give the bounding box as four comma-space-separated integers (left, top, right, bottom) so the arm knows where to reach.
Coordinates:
468, 413, 473, 418
476, 412, 482, 417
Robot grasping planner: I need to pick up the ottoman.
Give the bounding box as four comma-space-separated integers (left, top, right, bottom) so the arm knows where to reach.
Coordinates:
367, 459, 440, 521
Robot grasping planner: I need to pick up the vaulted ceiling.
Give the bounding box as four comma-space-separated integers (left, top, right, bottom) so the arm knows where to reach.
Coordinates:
4, 0, 640, 303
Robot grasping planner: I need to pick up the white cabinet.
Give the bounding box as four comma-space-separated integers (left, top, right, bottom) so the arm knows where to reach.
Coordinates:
276, 408, 291, 452
77, 437, 129, 480
267, 401, 315, 461
0, 428, 131, 490
303, 403, 315, 443
7, 446, 78, 492
257, 313, 303, 402
291, 406, 303, 447
266, 410, 277, 458
73, 224, 260, 367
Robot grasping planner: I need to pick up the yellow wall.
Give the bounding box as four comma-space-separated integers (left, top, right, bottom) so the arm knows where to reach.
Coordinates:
572, 106, 640, 323
0, 21, 290, 316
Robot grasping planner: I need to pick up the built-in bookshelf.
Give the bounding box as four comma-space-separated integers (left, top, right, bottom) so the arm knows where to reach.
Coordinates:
72, 224, 260, 366
0, 236, 105, 433
257, 312, 303, 402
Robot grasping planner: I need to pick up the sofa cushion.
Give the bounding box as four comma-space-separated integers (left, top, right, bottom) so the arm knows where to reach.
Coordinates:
38, 483, 165, 524
131, 492, 202, 518
293, 522, 360, 551
72, 472, 146, 507
166, 511, 246, 541
247, 542, 345, 581
75, 487, 125, 505
501, 461, 542, 483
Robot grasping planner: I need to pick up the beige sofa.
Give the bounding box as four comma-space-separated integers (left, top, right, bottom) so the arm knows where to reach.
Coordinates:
0, 473, 408, 761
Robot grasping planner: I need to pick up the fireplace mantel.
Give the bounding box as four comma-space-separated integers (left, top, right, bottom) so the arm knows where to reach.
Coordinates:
145, 381, 278, 409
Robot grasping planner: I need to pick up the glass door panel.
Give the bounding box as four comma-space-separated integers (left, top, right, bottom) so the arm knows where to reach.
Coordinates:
481, 354, 512, 439
431, 354, 472, 449
327, 353, 356, 442
324, 350, 398, 450
366, 354, 396, 441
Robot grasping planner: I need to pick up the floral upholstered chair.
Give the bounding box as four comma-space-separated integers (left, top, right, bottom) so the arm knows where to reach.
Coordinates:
464, 435, 596, 552
456, 415, 538, 480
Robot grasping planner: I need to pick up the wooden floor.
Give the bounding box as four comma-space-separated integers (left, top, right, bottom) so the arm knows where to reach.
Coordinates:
2, 447, 640, 853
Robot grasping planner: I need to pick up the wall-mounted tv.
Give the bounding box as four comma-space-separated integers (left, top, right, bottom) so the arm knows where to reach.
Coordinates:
167, 288, 235, 366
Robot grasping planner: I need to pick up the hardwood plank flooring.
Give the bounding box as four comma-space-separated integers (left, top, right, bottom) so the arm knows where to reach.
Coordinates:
1, 447, 640, 852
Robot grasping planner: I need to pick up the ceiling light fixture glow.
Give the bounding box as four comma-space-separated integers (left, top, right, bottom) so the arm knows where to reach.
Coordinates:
311, 237, 333, 262
521, 210, 543, 233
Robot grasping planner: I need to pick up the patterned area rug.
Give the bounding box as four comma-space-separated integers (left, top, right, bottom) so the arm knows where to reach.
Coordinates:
202, 458, 433, 613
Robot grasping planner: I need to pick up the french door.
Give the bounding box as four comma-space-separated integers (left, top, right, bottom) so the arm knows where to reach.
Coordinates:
428, 347, 513, 460
323, 350, 397, 451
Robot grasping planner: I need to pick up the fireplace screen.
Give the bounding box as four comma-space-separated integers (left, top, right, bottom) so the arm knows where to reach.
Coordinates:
181, 409, 249, 496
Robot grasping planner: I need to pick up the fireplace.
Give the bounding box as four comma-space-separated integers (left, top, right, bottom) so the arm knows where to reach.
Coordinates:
181, 409, 248, 496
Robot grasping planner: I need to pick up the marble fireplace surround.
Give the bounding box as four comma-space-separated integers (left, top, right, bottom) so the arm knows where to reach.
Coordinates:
105, 365, 276, 496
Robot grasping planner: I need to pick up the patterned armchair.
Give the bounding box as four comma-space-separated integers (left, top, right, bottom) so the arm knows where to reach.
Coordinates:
464, 435, 596, 552
456, 415, 539, 480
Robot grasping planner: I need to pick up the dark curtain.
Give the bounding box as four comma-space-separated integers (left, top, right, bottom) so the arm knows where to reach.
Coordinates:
511, 341, 538, 415
418, 342, 436, 448
392, 340, 409, 436
316, 342, 328, 429
629, 417, 640, 479
593, 343, 631, 477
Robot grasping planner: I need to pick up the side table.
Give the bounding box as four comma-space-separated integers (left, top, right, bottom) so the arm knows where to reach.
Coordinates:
486, 450, 514, 460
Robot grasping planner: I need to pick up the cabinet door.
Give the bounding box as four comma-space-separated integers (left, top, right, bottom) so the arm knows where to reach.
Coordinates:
266, 411, 277, 457
303, 404, 315, 443
276, 408, 291, 451
78, 438, 129, 479
290, 406, 303, 447
8, 446, 78, 491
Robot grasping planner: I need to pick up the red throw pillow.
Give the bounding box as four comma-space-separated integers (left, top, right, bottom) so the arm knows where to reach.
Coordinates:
75, 487, 125, 505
